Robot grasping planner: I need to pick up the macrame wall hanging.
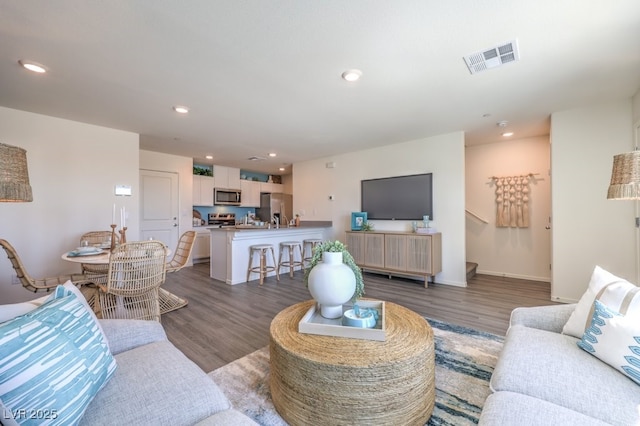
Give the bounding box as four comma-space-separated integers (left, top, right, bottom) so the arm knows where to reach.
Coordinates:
490, 174, 536, 228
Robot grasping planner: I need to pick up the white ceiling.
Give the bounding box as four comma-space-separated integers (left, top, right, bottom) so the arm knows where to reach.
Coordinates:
1, 1, 639, 174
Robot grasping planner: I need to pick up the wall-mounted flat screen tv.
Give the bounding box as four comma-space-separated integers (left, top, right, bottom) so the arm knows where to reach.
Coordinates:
361, 173, 433, 220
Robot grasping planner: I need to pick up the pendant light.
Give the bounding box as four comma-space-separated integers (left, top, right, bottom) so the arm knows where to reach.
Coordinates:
0, 143, 33, 202
607, 150, 640, 200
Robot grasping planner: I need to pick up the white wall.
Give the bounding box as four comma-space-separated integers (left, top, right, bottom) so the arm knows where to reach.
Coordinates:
551, 99, 636, 302
633, 88, 640, 125
139, 150, 195, 266
293, 132, 467, 286
466, 136, 551, 281
0, 107, 139, 303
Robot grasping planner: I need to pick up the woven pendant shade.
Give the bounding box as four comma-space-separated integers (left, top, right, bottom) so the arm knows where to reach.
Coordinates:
0, 143, 33, 202
607, 151, 640, 200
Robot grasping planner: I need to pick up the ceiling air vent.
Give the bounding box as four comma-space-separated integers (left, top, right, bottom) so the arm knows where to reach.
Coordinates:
247, 156, 267, 161
464, 40, 519, 75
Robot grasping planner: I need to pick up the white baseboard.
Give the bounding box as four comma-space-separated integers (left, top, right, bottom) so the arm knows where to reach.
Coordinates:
436, 279, 467, 287
550, 295, 579, 304
476, 269, 550, 283
362, 269, 467, 288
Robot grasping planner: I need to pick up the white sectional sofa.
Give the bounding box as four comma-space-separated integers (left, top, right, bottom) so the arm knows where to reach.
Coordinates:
79, 319, 257, 426
480, 266, 640, 425
0, 282, 256, 425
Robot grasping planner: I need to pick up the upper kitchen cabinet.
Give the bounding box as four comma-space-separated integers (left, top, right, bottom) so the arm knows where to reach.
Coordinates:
193, 175, 215, 206
240, 180, 261, 207
260, 182, 284, 193
213, 165, 241, 189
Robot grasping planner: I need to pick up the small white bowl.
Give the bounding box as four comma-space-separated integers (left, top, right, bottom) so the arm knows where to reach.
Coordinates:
342, 309, 377, 328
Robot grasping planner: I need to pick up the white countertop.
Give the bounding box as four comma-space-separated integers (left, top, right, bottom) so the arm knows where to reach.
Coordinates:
209, 226, 330, 285
209, 225, 330, 232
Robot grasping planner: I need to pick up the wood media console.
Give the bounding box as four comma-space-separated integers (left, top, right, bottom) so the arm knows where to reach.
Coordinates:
345, 231, 442, 287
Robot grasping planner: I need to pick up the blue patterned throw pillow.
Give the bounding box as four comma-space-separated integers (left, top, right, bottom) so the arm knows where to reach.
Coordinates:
578, 300, 640, 385
0, 285, 117, 425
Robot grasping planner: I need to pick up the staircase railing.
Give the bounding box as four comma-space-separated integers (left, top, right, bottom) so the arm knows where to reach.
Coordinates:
465, 209, 489, 224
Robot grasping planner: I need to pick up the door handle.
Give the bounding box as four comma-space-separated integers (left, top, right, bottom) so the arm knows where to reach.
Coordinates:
545, 226, 551, 230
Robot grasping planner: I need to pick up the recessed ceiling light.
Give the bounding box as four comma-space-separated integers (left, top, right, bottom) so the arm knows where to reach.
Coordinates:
269, 153, 277, 157
173, 106, 189, 114
18, 60, 46, 73
341, 69, 362, 82
502, 132, 514, 137
279, 167, 285, 172
205, 155, 213, 160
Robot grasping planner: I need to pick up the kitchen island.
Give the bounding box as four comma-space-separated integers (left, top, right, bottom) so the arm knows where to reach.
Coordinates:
209, 226, 330, 284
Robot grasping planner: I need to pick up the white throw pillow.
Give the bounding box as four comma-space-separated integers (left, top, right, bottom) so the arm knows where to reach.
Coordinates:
578, 300, 640, 385
563, 266, 640, 338
0, 294, 49, 323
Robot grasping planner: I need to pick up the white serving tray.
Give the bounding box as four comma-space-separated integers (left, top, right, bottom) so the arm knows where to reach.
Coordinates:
298, 299, 386, 341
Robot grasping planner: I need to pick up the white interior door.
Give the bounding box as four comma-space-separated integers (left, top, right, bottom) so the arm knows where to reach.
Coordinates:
140, 169, 179, 250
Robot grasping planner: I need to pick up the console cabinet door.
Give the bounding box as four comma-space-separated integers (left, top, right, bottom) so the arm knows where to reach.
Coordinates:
384, 234, 407, 271
345, 232, 365, 265
406, 235, 432, 274
364, 233, 385, 268
345, 231, 441, 286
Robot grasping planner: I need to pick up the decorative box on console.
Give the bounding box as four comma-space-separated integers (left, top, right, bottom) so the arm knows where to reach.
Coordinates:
416, 227, 437, 234
298, 299, 386, 341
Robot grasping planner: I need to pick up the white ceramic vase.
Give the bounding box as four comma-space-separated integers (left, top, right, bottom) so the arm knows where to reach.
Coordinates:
307, 251, 356, 319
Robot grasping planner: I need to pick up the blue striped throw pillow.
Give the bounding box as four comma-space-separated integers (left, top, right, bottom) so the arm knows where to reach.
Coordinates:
0, 285, 117, 425
578, 299, 640, 385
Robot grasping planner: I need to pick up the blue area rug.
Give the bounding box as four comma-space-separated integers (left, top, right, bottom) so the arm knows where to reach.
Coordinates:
208, 317, 504, 425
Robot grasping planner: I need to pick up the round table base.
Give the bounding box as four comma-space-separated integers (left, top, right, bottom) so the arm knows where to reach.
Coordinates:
269, 300, 435, 426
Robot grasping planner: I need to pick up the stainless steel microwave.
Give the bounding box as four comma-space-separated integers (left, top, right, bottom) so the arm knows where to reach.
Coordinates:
214, 188, 242, 205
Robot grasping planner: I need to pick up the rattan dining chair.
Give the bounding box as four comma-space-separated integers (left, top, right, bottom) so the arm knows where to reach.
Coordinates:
0, 238, 94, 297
158, 230, 196, 314
165, 231, 196, 273
79, 230, 119, 285
97, 240, 167, 322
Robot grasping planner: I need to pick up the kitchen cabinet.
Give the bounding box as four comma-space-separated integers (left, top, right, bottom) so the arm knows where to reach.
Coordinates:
193, 176, 215, 206
240, 180, 261, 207
345, 231, 442, 287
193, 228, 211, 263
210, 226, 329, 284
213, 165, 241, 189
260, 182, 284, 193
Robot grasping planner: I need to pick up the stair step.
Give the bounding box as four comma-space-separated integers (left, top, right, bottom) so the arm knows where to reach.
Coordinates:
466, 262, 478, 280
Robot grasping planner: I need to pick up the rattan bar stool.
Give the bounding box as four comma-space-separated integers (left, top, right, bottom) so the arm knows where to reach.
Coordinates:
302, 238, 323, 267
278, 241, 304, 278
247, 244, 279, 285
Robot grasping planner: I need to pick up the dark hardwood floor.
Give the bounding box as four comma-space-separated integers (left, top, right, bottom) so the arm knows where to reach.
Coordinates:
160, 263, 557, 372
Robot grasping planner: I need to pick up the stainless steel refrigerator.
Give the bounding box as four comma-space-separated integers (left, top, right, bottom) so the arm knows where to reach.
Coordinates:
255, 193, 293, 225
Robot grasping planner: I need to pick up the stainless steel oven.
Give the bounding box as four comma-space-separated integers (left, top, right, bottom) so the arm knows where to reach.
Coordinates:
208, 213, 236, 227
214, 188, 241, 206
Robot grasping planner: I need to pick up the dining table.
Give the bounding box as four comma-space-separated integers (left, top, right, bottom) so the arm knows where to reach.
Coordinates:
61, 246, 172, 266
61, 245, 182, 316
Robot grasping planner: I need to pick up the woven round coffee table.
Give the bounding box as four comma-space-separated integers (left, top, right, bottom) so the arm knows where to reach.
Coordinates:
269, 300, 435, 426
